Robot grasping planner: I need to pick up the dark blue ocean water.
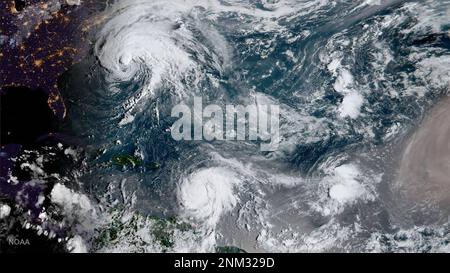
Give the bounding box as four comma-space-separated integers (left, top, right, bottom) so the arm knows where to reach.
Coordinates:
60, 0, 450, 252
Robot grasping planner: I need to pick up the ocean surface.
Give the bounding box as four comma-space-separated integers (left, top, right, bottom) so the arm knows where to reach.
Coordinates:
56, 0, 450, 252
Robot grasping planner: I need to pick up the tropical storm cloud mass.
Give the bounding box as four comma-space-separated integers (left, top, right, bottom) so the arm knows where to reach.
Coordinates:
1, 0, 449, 253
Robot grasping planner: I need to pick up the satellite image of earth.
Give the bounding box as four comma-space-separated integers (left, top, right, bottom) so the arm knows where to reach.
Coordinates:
1, 0, 450, 253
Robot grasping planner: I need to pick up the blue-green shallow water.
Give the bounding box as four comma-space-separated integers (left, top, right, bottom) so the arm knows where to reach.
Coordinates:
60, 0, 450, 252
